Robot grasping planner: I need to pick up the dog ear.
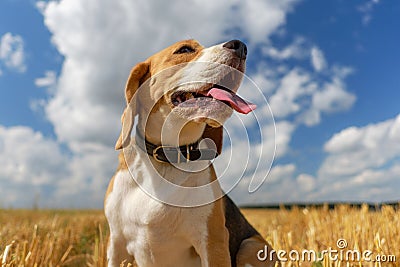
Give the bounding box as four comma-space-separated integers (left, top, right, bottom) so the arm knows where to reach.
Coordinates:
202, 125, 223, 155
115, 62, 149, 150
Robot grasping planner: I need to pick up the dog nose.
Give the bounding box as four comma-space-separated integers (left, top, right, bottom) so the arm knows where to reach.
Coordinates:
223, 40, 247, 59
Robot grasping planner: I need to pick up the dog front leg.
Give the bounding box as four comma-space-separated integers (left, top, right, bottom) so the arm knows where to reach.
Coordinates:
107, 233, 135, 267
194, 199, 231, 267
191, 227, 231, 267
205, 226, 231, 267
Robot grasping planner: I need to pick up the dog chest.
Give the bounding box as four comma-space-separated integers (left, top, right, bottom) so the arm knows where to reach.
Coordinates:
121, 190, 211, 267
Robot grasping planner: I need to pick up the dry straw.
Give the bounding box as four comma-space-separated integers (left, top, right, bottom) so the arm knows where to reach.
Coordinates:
1, 205, 399, 267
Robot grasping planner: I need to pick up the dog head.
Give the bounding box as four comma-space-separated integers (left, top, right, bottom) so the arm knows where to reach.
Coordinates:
115, 39, 255, 154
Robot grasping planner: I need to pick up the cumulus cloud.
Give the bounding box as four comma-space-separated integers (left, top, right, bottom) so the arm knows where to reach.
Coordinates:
35, 70, 57, 90
229, 67, 357, 204
269, 68, 315, 118
261, 36, 355, 126
0, 32, 27, 73
310, 46, 327, 72
269, 164, 296, 183
230, 163, 321, 204
312, 78, 355, 114
274, 121, 296, 158
296, 173, 316, 192
237, 115, 400, 204
321, 114, 400, 177
264, 39, 328, 73
301, 67, 356, 126
228, 163, 297, 204
263, 36, 309, 61
268, 65, 355, 126
291, 114, 400, 203
0, 126, 66, 208
0, 126, 67, 186
0, 125, 116, 208
234, 0, 299, 47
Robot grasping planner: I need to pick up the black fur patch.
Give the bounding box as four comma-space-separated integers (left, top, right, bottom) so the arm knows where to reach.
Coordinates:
224, 195, 259, 267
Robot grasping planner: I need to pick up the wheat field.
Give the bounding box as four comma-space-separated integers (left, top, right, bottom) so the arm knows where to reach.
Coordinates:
1, 205, 398, 267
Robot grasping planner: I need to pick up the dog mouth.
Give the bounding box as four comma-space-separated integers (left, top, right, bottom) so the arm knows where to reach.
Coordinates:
171, 84, 256, 114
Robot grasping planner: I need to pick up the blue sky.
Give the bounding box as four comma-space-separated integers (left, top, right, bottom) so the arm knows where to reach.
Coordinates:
270, 0, 400, 172
0, 0, 399, 208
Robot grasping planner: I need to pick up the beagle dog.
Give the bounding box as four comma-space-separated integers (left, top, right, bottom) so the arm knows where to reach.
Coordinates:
105, 39, 278, 267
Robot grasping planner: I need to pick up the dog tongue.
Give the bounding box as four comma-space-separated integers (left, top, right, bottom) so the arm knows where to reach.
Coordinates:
206, 88, 257, 114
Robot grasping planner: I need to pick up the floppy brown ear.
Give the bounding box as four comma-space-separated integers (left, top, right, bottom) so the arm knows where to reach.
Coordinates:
202, 125, 223, 155
115, 62, 149, 150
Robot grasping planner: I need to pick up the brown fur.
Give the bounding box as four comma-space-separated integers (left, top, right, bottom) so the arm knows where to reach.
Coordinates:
202, 125, 224, 155
236, 235, 278, 267
115, 40, 206, 150
206, 197, 231, 266
104, 175, 115, 207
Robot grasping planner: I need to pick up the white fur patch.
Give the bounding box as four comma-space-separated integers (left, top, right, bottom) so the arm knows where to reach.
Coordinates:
105, 148, 216, 267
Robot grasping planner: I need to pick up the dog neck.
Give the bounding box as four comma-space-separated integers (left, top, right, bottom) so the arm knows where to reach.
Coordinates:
137, 114, 207, 147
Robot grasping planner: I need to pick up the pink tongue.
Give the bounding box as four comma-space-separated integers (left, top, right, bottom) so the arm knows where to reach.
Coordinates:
205, 88, 257, 114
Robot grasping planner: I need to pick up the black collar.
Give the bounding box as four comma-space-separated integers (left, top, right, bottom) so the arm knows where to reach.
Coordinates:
135, 130, 219, 163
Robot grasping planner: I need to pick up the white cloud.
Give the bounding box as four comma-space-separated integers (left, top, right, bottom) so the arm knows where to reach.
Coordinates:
270, 66, 355, 126
269, 164, 296, 183
263, 40, 328, 74
0, 125, 116, 208
228, 163, 298, 204
311, 162, 400, 203
321, 114, 400, 177
0, 126, 67, 186
0, 32, 27, 73
311, 72, 355, 112
269, 68, 315, 118
310, 46, 327, 72
306, 65, 355, 124
274, 121, 296, 158
236, 0, 299, 47
307, 114, 400, 202
222, 46, 356, 195
296, 173, 316, 192
357, 0, 380, 25
35, 70, 57, 90
263, 36, 309, 60
238, 114, 400, 204
0, 126, 66, 208
230, 163, 323, 204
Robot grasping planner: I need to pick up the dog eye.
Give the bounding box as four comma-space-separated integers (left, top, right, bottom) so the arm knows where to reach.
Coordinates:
174, 45, 195, 54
